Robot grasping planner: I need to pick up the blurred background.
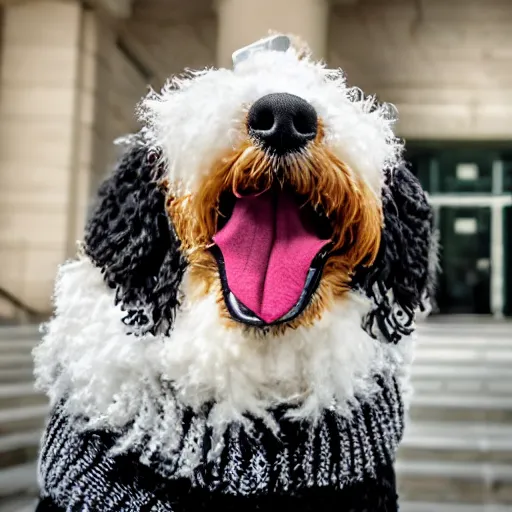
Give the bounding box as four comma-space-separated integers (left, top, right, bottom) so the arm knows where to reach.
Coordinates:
0, 0, 511, 510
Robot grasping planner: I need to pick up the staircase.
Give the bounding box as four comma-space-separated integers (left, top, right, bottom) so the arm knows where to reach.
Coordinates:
0, 325, 46, 511
398, 319, 512, 511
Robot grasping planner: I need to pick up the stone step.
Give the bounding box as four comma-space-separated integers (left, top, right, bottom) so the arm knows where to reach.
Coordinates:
412, 394, 512, 410
417, 329, 512, 341
0, 462, 37, 498
0, 368, 35, 384
416, 336, 512, 348
0, 383, 45, 409
417, 332, 512, 343
397, 460, 512, 480
0, 496, 39, 512
0, 383, 38, 397
0, 404, 48, 435
0, 355, 33, 369
405, 421, 512, 437
396, 459, 512, 504
418, 317, 512, 329
0, 340, 37, 353
413, 379, 512, 395
0, 430, 41, 453
0, 431, 41, 470
410, 394, 512, 423
0, 325, 40, 340
400, 421, 512, 463
412, 364, 512, 380
413, 348, 512, 365
418, 321, 512, 331
411, 363, 512, 394
400, 501, 512, 512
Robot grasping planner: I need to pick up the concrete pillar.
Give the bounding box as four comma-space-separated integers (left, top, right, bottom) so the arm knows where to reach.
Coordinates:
215, 0, 329, 68
73, 8, 118, 248
0, 1, 115, 317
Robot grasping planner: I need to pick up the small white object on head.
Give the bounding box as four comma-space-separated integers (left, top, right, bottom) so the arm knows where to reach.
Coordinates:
139, 34, 402, 196
232, 34, 291, 68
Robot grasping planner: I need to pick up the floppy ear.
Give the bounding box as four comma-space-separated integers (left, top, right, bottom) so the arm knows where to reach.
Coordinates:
353, 162, 437, 343
83, 136, 187, 336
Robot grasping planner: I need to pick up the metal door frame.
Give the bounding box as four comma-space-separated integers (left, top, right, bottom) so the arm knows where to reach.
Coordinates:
428, 193, 512, 318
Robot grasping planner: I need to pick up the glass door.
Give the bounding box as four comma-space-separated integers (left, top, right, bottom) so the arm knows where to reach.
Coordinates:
437, 207, 491, 314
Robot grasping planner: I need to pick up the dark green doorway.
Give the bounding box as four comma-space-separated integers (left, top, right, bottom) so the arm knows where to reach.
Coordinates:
437, 206, 491, 314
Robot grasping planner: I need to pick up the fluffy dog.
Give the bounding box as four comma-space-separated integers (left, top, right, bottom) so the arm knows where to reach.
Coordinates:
34, 34, 436, 511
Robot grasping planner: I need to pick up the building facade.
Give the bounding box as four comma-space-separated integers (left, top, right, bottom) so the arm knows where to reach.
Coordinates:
0, 0, 511, 319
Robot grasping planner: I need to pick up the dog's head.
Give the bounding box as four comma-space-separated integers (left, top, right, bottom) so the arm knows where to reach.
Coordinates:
36, 35, 437, 447
84, 35, 434, 343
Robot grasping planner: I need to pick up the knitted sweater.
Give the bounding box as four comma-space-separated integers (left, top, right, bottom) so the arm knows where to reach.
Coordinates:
33, 37, 436, 512
36, 381, 402, 511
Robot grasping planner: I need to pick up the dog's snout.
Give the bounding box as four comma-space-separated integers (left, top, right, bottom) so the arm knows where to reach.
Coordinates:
247, 93, 318, 154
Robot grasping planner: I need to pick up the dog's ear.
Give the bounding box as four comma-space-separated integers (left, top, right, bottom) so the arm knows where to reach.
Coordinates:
353, 162, 437, 343
83, 137, 187, 336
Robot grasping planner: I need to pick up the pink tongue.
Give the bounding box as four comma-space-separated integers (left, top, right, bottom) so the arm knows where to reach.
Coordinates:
213, 190, 330, 324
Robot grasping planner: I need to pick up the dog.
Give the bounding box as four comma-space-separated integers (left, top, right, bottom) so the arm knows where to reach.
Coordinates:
34, 34, 436, 511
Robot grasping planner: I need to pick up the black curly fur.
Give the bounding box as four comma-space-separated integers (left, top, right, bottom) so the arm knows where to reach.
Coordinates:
83, 139, 187, 336
353, 162, 435, 344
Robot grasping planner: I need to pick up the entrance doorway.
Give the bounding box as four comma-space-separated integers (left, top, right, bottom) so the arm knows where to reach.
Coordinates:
406, 144, 512, 317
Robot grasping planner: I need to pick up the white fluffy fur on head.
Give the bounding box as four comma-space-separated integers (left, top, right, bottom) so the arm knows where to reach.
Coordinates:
138, 36, 401, 196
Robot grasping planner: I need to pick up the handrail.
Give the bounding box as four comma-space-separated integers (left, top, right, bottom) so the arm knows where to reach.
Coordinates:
0, 286, 45, 319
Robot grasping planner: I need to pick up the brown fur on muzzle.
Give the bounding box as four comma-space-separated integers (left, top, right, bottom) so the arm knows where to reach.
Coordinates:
166, 128, 382, 334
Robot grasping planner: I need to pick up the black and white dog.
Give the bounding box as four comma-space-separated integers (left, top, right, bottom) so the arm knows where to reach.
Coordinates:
34, 34, 436, 511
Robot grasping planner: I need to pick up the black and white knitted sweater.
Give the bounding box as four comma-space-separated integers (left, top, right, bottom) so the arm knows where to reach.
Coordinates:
37, 380, 402, 511
33, 38, 436, 512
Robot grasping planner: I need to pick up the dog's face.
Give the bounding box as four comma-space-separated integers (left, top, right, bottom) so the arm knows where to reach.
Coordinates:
82, 34, 434, 348
139, 38, 401, 334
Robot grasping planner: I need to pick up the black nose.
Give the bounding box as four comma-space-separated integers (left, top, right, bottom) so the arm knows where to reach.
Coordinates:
247, 93, 318, 154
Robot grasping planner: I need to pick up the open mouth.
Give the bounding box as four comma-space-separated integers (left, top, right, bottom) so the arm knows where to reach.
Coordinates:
211, 186, 332, 327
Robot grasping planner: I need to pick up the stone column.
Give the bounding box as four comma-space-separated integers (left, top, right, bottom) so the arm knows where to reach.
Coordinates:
0, 1, 116, 316
215, 0, 329, 68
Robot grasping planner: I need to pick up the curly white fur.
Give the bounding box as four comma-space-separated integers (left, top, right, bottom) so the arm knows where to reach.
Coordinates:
34, 257, 413, 459
138, 45, 402, 196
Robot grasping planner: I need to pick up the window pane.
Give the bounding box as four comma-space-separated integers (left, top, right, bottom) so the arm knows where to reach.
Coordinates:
436, 150, 493, 194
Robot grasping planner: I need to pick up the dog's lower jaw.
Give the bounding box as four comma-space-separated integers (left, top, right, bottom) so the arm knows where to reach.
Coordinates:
180, 257, 347, 338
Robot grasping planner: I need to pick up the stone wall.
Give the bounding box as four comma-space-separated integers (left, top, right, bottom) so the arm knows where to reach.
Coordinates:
0, 1, 216, 317
0, 2, 84, 316
0, 2, 147, 316
328, 0, 512, 140
121, 11, 216, 89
